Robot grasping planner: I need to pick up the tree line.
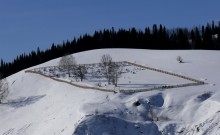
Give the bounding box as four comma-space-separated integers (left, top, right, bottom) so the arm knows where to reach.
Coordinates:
0, 21, 220, 78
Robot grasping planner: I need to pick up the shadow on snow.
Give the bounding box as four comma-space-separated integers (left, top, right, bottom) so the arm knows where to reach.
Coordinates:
5, 95, 46, 108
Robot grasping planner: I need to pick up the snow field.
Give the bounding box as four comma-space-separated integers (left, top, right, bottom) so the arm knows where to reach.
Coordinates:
0, 49, 220, 135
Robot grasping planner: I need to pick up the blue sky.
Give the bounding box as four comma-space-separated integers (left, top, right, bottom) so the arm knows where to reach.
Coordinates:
0, 0, 220, 61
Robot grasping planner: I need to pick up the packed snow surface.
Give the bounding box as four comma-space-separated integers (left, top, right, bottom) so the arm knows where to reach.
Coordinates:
0, 49, 220, 135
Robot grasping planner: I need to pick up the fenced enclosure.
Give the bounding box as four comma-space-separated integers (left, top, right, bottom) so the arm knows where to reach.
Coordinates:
25, 61, 205, 93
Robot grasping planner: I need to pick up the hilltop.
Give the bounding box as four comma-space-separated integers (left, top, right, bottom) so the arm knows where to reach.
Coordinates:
0, 49, 220, 135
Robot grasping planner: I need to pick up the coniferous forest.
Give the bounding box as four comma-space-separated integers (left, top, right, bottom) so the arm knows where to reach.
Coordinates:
0, 21, 220, 78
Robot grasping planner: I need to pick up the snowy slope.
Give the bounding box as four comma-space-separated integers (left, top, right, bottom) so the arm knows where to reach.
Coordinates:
0, 49, 220, 135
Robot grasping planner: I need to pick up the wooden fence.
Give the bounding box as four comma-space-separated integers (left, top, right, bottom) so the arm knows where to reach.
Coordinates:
25, 70, 114, 93
25, 61, 205, 93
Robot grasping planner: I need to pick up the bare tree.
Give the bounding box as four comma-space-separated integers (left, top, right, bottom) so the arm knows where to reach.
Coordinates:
100, 54, 113, 84
100, 54, 123, 86
0, 74, 9, 104
109, 63, 123, 87
73, 65, 87, 82
177, 56, 183, 63
59, 55, 77, 77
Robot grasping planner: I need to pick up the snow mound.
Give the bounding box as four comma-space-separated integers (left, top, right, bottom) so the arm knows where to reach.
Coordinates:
73, 115, 161, 135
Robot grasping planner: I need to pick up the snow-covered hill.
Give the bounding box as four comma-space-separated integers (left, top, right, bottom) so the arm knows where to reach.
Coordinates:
0, 49, 220, 135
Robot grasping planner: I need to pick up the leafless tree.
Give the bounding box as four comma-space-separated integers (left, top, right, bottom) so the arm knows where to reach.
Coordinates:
100, 54, 123, 86
59, 55, 77, 77
73, 65, 87, 82
109, 63, 123, 87
0, 74, 9, 104
100, 54, 113, 84
177, 56, 183, 63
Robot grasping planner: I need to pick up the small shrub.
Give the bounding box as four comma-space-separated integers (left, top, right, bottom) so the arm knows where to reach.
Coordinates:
133, 101, 141, 106
177, 56, 183, 63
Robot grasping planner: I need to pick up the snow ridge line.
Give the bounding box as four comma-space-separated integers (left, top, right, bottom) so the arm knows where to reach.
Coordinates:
25, 61, 205, 93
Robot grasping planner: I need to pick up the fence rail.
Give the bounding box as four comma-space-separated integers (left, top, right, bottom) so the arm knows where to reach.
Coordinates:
25, 61, 205, 93
25, 70, 114, 93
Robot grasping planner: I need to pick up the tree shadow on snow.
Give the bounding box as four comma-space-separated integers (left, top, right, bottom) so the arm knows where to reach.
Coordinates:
5, 95, 46, 108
